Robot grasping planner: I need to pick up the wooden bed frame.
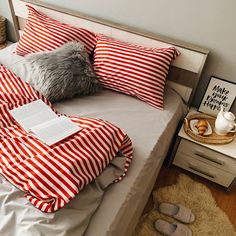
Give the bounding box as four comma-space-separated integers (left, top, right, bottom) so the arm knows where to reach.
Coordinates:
9, 0, 209, 106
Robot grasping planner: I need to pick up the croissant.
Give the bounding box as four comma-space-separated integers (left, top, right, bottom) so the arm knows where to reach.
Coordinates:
196, 119, 208, 135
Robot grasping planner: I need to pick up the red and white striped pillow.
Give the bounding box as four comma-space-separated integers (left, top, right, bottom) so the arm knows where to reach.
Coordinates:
93, 34, 180, 109
15, 5, 96, 56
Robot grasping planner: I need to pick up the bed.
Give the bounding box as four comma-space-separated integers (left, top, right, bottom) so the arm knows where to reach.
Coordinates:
0, 0, 209, 235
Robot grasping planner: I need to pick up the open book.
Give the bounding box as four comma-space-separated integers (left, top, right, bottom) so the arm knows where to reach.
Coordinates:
9, 99, 81, 146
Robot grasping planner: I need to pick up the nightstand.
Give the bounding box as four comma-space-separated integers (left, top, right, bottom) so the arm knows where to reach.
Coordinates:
173, 108, 236, 192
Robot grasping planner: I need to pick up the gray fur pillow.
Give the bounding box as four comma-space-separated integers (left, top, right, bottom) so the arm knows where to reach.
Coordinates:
25, 41, 100, 102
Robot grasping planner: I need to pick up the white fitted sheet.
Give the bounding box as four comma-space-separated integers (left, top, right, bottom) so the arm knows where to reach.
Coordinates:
0, 44, 187, 236
54, 88, 187, 236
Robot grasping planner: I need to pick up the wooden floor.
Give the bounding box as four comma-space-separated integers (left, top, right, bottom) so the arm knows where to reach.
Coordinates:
143, 165, 236, 230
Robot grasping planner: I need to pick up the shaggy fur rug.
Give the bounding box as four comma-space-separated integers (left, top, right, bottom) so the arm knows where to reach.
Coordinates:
134, 174, 236, 236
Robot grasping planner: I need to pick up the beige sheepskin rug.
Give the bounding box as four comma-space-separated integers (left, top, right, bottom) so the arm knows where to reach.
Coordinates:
135, 174, 236, 236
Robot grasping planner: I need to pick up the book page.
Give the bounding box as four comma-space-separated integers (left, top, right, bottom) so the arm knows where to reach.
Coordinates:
9, 100, 57, 132
30, 116, 81, 146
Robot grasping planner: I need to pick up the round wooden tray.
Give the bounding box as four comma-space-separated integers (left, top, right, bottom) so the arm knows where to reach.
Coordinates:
184, 113, 236, 145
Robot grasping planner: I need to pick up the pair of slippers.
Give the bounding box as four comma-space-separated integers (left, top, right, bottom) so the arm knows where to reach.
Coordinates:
154, 202, 195, 236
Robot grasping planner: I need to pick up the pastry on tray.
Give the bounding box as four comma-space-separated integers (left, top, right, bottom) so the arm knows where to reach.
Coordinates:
190, 119, 212, 136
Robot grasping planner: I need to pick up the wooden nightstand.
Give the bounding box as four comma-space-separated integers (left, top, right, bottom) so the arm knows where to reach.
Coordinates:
173, 108, 236, 192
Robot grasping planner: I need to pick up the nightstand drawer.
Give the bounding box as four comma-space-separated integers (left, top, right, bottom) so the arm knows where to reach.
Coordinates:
178, 139, 236, 175
173, 152, 235, 187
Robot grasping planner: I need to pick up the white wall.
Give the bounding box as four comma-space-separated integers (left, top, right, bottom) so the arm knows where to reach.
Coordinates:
0, 0, 236, 110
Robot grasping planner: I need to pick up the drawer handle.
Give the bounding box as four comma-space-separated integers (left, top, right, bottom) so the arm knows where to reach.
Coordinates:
189, 165, 215, 179
194, 151, 225, 165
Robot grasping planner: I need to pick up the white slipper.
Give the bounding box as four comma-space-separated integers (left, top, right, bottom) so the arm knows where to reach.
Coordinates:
158, 202, 195, 224
155, 219, 192, 236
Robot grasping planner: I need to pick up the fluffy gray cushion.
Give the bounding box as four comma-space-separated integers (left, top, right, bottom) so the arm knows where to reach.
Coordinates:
25, 41, 100, 102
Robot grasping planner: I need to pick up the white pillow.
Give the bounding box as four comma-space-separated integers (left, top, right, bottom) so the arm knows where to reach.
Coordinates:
0, 43, 31, 82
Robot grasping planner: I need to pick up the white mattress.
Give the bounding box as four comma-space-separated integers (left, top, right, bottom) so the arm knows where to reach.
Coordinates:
0, 44, 187, 236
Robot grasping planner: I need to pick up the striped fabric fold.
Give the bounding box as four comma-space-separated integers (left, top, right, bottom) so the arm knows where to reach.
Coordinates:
0, 65, 133, 212
15, 5, 97, 56
93, 34, 180, 110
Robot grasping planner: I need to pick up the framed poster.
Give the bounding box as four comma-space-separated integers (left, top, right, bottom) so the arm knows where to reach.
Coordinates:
198, 76, 236, 116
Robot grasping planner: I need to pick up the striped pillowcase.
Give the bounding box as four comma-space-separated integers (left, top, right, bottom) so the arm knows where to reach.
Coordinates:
93, 34, 180, 109
15, 5, 96, 56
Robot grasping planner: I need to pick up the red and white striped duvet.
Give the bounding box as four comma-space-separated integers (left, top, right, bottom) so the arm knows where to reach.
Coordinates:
0, 65, 133, 212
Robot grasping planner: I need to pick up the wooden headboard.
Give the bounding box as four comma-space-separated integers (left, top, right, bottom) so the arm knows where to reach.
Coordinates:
9, 0, 209, 105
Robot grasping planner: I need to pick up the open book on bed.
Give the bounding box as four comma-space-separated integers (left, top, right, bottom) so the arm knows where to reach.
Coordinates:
9, 99, 81, 146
